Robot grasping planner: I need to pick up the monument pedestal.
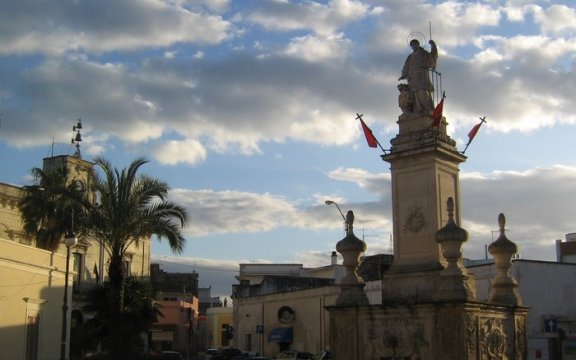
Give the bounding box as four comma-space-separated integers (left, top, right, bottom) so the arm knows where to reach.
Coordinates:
328, 302, 528, 360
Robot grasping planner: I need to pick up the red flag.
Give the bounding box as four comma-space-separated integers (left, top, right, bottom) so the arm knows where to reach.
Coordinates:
431, 97, 444, 128
467, 117, 486, 143
360, 118, 378, 148
468, 123, 481, 142
462, 116, 486, 154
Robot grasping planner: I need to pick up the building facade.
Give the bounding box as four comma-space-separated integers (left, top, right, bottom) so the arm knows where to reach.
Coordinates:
231, 255, 389, 357
0, 238, 72, 360
0, 152, 152, 359
150, 263, 200, 356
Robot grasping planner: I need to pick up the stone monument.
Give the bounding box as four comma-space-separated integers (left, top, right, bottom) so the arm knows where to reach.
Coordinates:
327, 37, 528, 360
335, 210, 369, 306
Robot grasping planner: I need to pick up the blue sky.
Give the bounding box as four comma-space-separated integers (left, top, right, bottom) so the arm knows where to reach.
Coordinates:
2, 0, 576, 296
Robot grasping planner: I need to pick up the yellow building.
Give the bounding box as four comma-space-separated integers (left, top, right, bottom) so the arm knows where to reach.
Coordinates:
0, 238, 72, 360
0, 152, 152, 359
205, 306, 234, 350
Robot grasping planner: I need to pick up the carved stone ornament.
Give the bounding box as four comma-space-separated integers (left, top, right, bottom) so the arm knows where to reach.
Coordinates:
370, 318, 429, 359
480, 318, 507, 360
404, 205, 426, 233
466, 313, 478, 357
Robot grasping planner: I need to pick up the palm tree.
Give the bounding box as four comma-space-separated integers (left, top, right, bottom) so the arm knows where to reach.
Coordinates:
19, 166, 85, 251
78, 278, 162, 358
84, 157, 188, 358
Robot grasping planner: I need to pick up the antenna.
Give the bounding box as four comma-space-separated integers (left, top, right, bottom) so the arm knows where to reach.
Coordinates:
359, 219, 374, 241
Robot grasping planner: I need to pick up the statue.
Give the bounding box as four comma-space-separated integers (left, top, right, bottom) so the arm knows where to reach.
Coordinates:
398, 39, 438, 115
397, 83, 412, 113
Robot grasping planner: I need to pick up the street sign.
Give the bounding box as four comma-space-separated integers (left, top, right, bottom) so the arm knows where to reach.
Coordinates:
544, 318, 558, 333
256, 324, 263, 334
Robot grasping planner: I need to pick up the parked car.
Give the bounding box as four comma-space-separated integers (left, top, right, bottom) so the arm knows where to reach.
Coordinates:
205, 348, 219, 360
276, 350, 315, 359
313, 351, 333, 360
214, 347, 243, 360
161, 351, 184, 360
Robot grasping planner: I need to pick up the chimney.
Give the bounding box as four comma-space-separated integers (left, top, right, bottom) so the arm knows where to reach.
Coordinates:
331, 251, 338, 265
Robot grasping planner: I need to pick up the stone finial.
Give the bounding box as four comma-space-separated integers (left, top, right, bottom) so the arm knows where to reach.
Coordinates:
335, 210, 369, 306
488, 213, 522, 305
434, 197, 476, 301
435, 197, 468, 245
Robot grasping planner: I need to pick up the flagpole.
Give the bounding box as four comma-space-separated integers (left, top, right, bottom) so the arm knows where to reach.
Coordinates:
462, 141, 472, 155
356, 113, 388, 154
462, 116, 487, 154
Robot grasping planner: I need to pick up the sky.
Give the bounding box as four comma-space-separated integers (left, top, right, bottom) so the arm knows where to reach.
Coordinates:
1, 0, 576, 297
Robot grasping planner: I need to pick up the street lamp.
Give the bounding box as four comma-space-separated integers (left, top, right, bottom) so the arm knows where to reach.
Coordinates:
60, 224, 78, 360
325, 200, 347, 234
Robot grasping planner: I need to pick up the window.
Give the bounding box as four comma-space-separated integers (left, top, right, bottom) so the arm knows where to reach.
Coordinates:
23, 298, 44, 360
73, 252, 83, 292
26, 314, 40, 360
123, 254, 133, 277
245, 333, 252, 351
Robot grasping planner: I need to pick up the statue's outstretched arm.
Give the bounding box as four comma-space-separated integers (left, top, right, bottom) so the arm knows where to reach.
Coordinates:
429, 40, 438, 60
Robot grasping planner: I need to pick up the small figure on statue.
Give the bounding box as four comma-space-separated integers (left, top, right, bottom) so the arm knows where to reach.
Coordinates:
397, 83, 413, 113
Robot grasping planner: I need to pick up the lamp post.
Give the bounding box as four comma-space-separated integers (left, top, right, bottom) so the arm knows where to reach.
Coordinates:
60, 227, 78, 360
325, 200, 347, 234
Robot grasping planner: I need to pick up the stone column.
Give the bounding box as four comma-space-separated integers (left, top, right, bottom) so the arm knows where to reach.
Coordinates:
335, 211, 369, 306
435, 197, 476, 301
489, 213, 522, 305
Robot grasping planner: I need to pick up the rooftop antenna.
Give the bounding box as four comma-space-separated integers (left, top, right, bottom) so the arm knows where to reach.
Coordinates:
71, 118, 83, 158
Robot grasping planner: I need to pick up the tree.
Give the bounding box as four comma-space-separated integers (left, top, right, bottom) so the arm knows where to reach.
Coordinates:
19, 166, 86, 251
76, 278, 162, 359
84, 157, 188, 359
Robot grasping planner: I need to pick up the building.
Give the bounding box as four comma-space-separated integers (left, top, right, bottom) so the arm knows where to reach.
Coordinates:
231, 254, 389, 357
0, 238, 71, 360
150, 264, 200, 356
232, 247, 576, 360
206, 306, 234, 350
0, 145, 152, 359
556, 233, 576, 263
198, 286, 223, 316
196, 286, 225, 352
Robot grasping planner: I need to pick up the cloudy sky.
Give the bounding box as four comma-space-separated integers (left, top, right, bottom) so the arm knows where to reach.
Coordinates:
1, 0, 576, 297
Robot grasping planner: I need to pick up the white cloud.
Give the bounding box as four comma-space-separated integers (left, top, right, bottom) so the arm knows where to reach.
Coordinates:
283, 33, 351, 62
240, 0, 369, 36
153, 139, 207, 165
461, 166, 576, 261
533, 4, 576, 35
171, 189, 300, 236
0, 0, 231, 55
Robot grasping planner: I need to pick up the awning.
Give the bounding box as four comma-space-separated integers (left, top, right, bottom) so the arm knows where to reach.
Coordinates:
268, 327, 293, 343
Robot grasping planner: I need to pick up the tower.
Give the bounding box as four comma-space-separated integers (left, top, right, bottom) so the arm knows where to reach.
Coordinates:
381, 106, 466, 301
